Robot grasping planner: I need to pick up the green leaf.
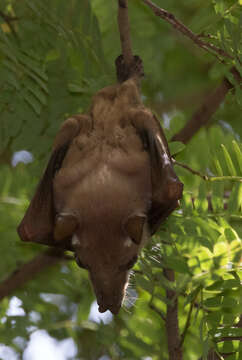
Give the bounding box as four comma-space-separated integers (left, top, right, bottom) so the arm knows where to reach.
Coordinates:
168, 141, 186, 156
213, 327, 242, 339
23, 91, 42, 115
206, 279, 239, 291
163, 255, 191, 274
68, 83, 90, 94
136, 274, 154, 294
204, 296, 222, 308
224, 228, 238, 242
225, 354, 240, 360
17, 52, 48, 81
218, 340, 240, 354
193, 218, 219, 242
228, 183, 242, 212
27, 82, 47, 106
232, 140, 242, 174
184, 286, 201, 306
221, 144, 237, 176
211, 181, 224, 212
214, 157, 224, 176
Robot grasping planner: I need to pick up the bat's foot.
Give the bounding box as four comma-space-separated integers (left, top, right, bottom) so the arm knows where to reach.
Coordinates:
115, 54, 144, 82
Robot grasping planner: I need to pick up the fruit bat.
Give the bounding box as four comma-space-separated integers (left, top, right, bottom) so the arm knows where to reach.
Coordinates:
17, 76, 183, 314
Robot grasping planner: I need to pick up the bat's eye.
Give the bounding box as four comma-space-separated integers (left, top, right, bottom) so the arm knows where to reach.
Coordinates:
126, 255, 138, 269
119, 255, 138, 271
75, 255, 88, 269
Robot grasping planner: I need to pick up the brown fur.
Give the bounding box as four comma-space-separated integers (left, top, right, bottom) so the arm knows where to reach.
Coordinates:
17, 78, 183, 314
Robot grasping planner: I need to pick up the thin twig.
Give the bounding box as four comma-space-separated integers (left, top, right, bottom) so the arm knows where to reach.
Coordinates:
141, 0, 234, 62
179, 300, 195, 347
141, 1, 241, 144
149, 291, 166, 321
117, 0, 134, 66
173, 159, 242, 183
216, 336, 242, 342
198, 317, 242, 359
149, 302, 166, 321
173, 159, 208, 180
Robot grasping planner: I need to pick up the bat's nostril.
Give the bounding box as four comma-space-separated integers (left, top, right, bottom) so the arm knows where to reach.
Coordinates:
109, 304, 121, 315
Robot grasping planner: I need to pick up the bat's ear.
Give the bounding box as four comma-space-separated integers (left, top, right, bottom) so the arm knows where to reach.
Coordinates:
17, 142, 70, 247
124, 214, 146, 245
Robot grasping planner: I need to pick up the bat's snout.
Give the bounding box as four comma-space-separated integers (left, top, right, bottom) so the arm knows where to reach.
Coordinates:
97, 292, 122, 315
90, 270, 127, 315
98, 300, 121, 315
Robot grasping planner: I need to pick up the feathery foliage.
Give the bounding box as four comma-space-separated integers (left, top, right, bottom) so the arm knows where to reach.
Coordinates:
0, 0, 241, 359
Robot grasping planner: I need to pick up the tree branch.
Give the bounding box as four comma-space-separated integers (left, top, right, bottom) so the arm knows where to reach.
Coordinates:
141, 0, 233, 62
171, 78, 234, 144
172, 67, 241, 144
164, 268, 182, 360
141, 0, 242, 144
0, 249, 71, 301
116, 1, 144, 82
117, 0, 134, 66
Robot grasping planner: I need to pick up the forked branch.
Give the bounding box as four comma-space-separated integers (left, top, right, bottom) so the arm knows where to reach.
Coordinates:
141, 0, 234, 62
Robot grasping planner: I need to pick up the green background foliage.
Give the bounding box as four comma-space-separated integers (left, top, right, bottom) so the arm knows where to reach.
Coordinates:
0, 0, 241, 359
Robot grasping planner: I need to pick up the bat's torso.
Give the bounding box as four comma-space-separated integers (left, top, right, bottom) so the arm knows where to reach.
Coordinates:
53, 81, 152, 226
54, 131, 151, 218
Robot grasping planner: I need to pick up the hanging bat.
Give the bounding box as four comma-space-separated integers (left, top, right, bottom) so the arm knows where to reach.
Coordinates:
17, 76, 183, 314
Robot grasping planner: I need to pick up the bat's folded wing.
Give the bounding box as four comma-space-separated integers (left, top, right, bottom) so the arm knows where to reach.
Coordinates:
130, 108, 183, 235
17, 115, 90, 249
17, 143, 70, 248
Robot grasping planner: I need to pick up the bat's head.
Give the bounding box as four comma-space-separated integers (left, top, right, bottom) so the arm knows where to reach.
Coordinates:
54, 212, 147, 314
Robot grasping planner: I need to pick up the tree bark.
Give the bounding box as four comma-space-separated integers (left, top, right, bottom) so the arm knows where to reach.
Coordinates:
172, 67, 241, 144
0, 249, 68, 301
171, 78, 232, 144
164, 268, 183, 360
